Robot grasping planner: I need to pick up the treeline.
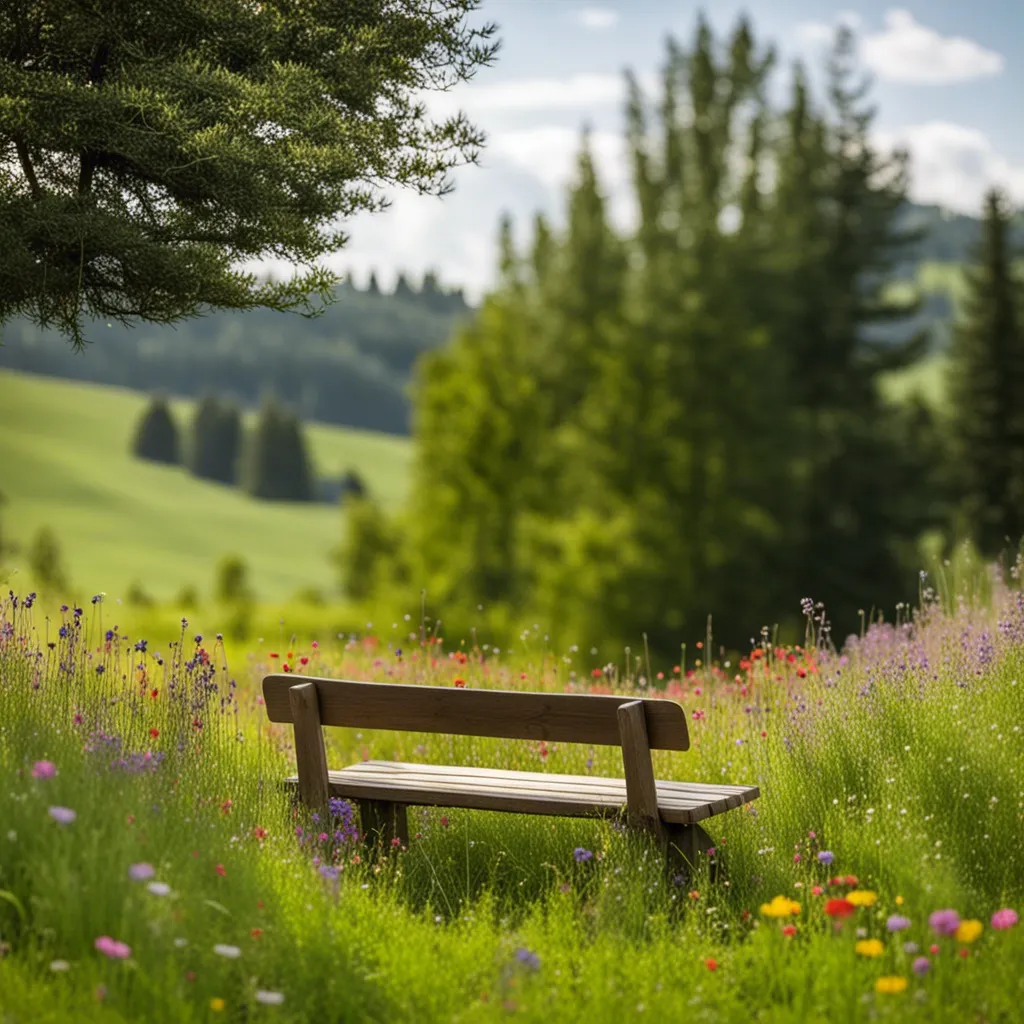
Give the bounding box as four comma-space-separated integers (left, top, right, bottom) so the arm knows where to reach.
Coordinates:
345, 18, 1019, 658
0, 274, 472, 436
132, 394, 366, 503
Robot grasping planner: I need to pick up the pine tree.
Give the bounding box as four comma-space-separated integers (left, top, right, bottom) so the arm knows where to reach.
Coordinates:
215, 402, 242, 485
947, 187, 1024, 560
188, 396, 224, 482
0, 1, 497, 347
131, 395, 180, 464
242, 397, 286, 500
29, 525, 67, 593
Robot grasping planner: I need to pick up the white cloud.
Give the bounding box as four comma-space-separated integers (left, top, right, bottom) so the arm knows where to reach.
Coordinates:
796, 8, 1004, 85
876, 121, 1024, 214
575, 7, 619, 31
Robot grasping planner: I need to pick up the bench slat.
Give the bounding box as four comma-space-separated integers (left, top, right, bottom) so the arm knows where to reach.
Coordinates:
286, 761, 758, 826
264, 675, 689, 750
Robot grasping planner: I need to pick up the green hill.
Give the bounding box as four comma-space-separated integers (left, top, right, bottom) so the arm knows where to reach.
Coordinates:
0, 370, 411, 602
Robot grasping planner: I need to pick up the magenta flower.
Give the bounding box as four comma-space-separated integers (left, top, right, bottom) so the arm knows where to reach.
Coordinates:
929, 909, 960, 936
912, 956, 931, 976
94, 936, 132, 960
31, 761, 57, 779
48, 806, 76, 825
128, 863, 155, 882
991, 908, 1018, 930
886, 914, 912, 932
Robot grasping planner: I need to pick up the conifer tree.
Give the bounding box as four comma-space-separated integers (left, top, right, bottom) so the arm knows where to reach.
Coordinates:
29, 525, 67, 593
241, 398, 314, 501
947, 187, 1024, 560
188, 396, 225, 482
131, 395, 180, 465
0, 1, 498, 348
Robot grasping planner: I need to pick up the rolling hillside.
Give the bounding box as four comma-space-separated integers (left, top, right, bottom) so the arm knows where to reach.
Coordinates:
0, 370, 411, 602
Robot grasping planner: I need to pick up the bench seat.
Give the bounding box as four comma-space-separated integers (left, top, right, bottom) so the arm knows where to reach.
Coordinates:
286, 759, 759, 826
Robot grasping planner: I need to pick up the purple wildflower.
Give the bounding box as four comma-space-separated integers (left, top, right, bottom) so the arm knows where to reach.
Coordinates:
573, 847, 594, 863
515, 948, 540, 971
817, 851, 834, 865
929, 909, 960, 936
48, 806, 76, 825
128, 863, 155, 882
886, 915, 911, 932
912, 956, 931, 976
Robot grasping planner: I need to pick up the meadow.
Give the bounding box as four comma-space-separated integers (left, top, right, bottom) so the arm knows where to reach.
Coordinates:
0, 559, 1022, 1023
0, 369, 411, 603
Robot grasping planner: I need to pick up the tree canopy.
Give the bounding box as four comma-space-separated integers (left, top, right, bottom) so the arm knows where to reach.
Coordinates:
0, 0, 498, 346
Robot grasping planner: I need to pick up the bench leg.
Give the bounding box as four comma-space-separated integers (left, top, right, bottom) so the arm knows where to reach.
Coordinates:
357, 800, 409, 849
664, 823, 717, 887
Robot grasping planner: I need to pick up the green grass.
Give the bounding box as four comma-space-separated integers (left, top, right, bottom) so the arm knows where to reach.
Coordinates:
0, 370, 411, 602
0, 571, 1022, 1022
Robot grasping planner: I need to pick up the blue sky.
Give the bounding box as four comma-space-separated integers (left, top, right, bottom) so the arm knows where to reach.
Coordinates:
299, 2, 1024, 301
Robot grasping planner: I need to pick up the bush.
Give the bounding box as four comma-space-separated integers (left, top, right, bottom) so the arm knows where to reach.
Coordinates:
214, 554, 254, 606
125, 580, 154, 607
131, 395, 180, 464
334, 496, 398, 602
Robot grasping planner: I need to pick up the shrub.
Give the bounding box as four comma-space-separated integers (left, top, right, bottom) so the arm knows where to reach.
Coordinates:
214, 555, 254, 606
27, 525, 68, 593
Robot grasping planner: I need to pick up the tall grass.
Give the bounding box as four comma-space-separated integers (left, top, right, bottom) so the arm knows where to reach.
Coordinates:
1, 576, 1022, 1022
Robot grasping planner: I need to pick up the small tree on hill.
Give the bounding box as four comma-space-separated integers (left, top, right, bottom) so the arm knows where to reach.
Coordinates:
29, 525, 68, 593
188, 395, 224, 482
335, 496, 398, 601
132, 396, 180, 464
216, 403, 243, 485
947, 187, 1024, 561
241, 398, 314, 501
214, 554, 254, 605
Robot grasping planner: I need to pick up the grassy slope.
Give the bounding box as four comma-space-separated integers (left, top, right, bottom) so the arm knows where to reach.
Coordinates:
0, 369, 411, 602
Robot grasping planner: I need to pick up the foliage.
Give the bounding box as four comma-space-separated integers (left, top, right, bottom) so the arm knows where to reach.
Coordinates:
187, 396, 241, 485
130, 395, 179, 465
27, 525, 67, 593
240, 397, 314, 502
395, 17, 948, 655
1, 581, 1022, 1021
214, 554, 254, 607
0, 0, 498, 347
336, 496, 401, 602
946, 188, 1024, 563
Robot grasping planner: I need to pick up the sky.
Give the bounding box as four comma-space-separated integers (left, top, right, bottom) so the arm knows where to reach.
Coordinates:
298, 1, 1024, 302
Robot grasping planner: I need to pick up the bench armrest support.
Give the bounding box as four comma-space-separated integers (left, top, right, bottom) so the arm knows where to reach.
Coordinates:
290, 682, 331, 810
617, 700, 665, 842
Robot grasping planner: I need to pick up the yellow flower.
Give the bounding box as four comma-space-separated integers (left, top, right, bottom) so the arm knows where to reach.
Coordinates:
855, 939, 885, 958
875, 976, 908, 995
210, 998, 225, 1013
847, 890, 878, 907
760, 895, 801, 918
956, 919, 983, 943
895, 896, 904, 906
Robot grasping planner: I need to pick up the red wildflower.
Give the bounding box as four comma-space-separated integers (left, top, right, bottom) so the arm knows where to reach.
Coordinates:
782, 925, 797, 937
453, 677, 465, 688
282, 664, 292, 673
251, 928, 263, 940
215, 864, 226, 877
688, 890, 700, 901
300, 656, 309, 665
149, 728, 159, 739
269, 652, 279, 658
705, 958, 718, 972
824, 899, 856, 919
220, 799, 232, 815
253, 827, 268, 841
150, 688, 159, 699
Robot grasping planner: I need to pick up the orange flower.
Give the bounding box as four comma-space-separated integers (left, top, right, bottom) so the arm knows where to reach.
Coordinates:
453, 677, 466, 688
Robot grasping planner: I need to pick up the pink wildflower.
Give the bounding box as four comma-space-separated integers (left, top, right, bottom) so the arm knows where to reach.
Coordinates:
31, 760, 57, 779
94, 936, 132, 960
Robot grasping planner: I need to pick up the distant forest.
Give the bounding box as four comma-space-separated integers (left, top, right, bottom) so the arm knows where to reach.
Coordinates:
1, 203, 1021, 436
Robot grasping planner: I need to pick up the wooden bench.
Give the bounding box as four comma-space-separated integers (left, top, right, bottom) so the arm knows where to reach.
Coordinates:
262, 674, 759, 877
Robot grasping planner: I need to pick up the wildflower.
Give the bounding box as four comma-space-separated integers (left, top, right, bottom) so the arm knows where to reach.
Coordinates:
688, 890, 700, 901
760, 896, 800, 918
255, 991, 285, 1005
824, 899, 856, 919
213, 944, 241, 959
955, 919, 983, 943
991, 908, 1018, 930
147, 882, 171, 897
929, 944, 940, 955
50, 960, 70, 972
439, 817, 449, 828
929, 909, 960, 936
210, 997, 225, 1012
48, 806, 76, 825
574, 847, 594, 863
903, 941, 919, 954
215, 864, 226, 876
31, 760, 57, 779
453, 677, 466, 688
811, 885, 823, 896
705, 958, 718, 971
855, 939, 885, 958
912, 956, 931, 976
782, 925, 797, 937
173, 938, 188, 948
514, 948, 540, 971
958, 947, 970, 960
254, 826, 269, 842
817, 850, 834, 865
895, 895, 904, 906
847, 890, 877, 907
251, 928, 263, 940
94, 936, 132, 960
875, 976, 908, 995
128, 863, 155, 881
149, 728, 159, 739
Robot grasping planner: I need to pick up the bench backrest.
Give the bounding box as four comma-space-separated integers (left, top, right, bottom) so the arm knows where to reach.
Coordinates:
263, 674, 690, 750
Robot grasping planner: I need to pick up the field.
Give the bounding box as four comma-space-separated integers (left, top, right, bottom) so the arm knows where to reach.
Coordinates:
0, 565, 1022, 1022
0, 370, 411, 603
